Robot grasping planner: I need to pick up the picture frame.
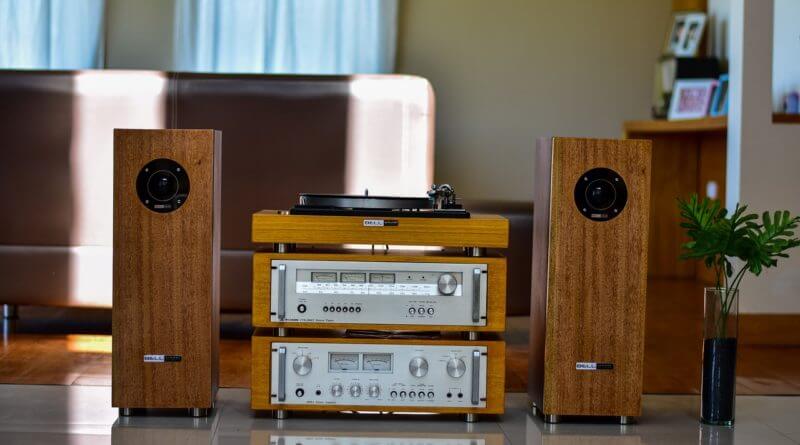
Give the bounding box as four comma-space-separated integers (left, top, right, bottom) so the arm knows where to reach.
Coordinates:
709, 74, 729, 117
668, 78, 717, 120
663, 12, 707, 57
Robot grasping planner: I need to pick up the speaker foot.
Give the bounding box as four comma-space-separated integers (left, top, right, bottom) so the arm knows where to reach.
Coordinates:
620, 416, 635, 425
273, 409, 289, 419
119, 408, 133, 417
530, 403, 539, 417
464, 413, 478, 423
190, 408, 209, 417
544, 414, 561, 424
3, 304, 18, 320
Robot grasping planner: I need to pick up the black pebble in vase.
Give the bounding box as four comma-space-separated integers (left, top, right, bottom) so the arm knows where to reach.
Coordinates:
701, 338, 738, 425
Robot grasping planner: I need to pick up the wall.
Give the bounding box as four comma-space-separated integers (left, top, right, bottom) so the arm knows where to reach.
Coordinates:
395, 0, 673, 201
727, 0, 800, 313
104, 0, 176, 70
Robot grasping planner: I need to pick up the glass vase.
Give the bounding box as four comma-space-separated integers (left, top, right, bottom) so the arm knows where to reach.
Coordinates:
701, 287, 739, 426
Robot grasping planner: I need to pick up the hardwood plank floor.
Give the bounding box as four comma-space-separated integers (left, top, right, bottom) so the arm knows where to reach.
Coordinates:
1, 278, 799, 394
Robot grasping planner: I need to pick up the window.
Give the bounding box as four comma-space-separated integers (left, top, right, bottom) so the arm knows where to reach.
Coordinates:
0, 0, 105, 69
174, 0, 397, 74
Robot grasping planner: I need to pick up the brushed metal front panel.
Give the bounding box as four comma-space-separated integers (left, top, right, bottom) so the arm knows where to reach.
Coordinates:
269, 260, 488, 326
268, 342, 488, 408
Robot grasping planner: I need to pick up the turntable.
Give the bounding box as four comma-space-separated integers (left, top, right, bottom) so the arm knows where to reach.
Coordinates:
252, 185, 508, 248
290, 184, 469, 218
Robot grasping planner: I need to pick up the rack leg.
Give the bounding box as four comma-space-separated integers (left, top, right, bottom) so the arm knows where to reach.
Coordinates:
466, 247, 485, 257
544, 414, 561, 424
273, 409, 288, 419
464, 413, 478, 423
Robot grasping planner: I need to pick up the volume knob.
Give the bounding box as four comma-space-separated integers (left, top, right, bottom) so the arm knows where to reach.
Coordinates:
368, 384, 381, 398
446, 357, 467, 378
331, 384, 343, 397
293, 355, 312, 376
349, 383, 362, 398
409, 357, 429, 378
437, 273, 458, 295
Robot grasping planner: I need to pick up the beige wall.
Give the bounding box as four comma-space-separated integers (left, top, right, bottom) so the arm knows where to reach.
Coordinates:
396, 0, 673, 202
105, 0, 176, 70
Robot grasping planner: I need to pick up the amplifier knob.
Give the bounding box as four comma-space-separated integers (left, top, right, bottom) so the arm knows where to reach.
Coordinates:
409, 357, 429, 378
293, 355, 312, 376
437, 274, 458, 295
446, 357, 467, 378
368, 384, 381, 398
349, 383, 362, 398
331, 384, 343, 397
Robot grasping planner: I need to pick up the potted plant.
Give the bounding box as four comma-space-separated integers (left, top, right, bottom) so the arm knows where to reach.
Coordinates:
678, 194, 800, 426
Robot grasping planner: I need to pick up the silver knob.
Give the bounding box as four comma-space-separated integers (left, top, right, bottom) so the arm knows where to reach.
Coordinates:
446, 357, 467, 378
349, 383, 362, 398
293, 355, 312, 376
368, 384, 380, 398
409, 357, 428, 378
331, 384, 343, 397
437, 273, 458, 295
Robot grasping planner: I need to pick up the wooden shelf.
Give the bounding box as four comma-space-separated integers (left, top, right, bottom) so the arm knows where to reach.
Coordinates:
773, 113, 800, 124
624, 117, 727, 135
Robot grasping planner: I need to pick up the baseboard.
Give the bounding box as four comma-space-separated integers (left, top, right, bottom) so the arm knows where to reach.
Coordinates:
740, 314, 800, 346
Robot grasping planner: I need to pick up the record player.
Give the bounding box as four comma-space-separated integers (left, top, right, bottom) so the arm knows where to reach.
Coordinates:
290, 184, 469, 218
252, 185, 508, 248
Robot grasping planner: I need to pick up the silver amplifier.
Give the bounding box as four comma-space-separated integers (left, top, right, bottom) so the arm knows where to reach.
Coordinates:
268, 259, 492, 326
270, 342, 487, 408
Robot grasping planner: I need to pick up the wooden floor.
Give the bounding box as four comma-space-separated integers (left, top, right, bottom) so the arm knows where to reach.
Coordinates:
1, 278, 799, 394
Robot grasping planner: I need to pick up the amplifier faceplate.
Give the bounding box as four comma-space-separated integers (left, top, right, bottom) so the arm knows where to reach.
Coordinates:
268, 342, 488, 408
269, 260, 488, 326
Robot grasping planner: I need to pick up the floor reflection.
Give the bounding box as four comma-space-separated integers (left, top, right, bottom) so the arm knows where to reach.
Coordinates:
111, 409, 220, 445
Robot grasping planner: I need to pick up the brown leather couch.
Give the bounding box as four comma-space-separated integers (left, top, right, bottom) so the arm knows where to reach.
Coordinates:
0, 70, 435, 311
0, 69, 534, 316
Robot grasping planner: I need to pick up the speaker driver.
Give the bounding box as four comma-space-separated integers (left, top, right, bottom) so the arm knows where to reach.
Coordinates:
574, 167, 627, 221
136, 158, 190, 213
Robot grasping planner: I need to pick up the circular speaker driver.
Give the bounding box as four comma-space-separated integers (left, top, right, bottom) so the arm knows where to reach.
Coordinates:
574, 167, 627, 221
136, 158, 190, 213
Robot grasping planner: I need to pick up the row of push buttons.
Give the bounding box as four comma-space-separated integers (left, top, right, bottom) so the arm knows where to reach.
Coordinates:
323, 306, 362, 313
408, 307, 434, 315
389, 390, 434, 399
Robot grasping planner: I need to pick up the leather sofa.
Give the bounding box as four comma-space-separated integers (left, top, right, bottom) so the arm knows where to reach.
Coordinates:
0, 69, 534, 315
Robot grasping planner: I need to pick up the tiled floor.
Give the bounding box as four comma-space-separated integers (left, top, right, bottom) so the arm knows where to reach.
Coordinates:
0, 385, 798, 444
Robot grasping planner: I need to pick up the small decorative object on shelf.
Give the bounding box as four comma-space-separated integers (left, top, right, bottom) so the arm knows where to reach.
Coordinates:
678, 194, 800, 426
663, 12, 707, 57
668, 79, 717, 121
709, 74, 729, 117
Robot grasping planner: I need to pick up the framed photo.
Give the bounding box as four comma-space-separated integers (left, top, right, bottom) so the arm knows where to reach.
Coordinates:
709, 74, 729, 117
663, 12, 706, 57
668, 78, 717, 120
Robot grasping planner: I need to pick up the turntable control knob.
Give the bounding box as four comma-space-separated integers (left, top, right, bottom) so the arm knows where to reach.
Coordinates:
446, 357, 467, 378
349, 383, 362, 398
293, 355, 312, 376
437, 274, 458, 295
331, 384, 343, 397
409, 357, 429, 378
368, 384, 381, 398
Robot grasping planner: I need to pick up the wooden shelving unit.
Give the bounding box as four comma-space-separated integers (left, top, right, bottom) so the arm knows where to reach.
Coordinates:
773, 113, 800, 124
624, 118, 726, 284
624, 116, 727, 135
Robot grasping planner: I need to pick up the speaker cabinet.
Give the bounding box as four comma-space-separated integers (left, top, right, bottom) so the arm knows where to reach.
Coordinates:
112, 129, 221, 413
528, 137, 651, 420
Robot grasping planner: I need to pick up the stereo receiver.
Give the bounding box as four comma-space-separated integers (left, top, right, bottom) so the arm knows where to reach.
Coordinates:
251, 332, 505, 415
252, 252, 506, 332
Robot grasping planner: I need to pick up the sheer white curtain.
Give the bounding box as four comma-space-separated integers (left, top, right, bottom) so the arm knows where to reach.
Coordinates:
0, 0, 105, 69
174, 0, 397, 74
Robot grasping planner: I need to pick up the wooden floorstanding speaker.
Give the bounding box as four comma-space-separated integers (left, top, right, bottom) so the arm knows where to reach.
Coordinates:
528, 137, 651, 423
112, 129, 221, 416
